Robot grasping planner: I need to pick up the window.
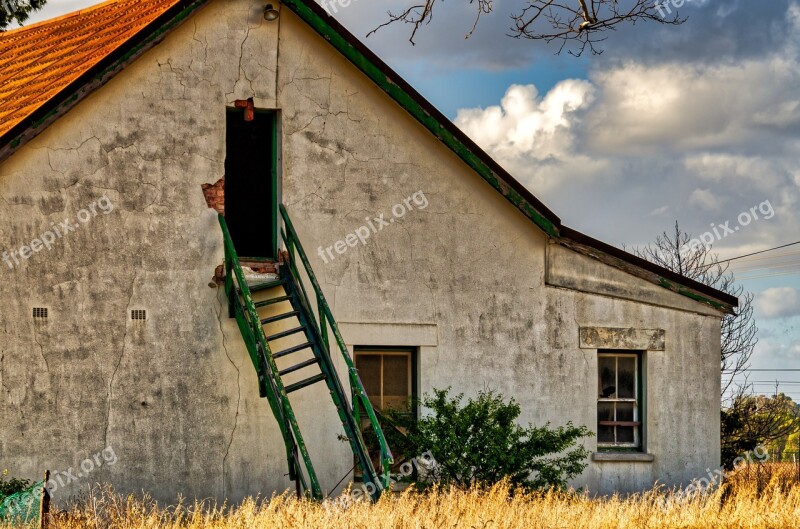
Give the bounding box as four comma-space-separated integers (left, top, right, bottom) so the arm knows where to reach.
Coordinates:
597, 351, 642, 450
354, 348, 416, 479
354, 349, 414, 413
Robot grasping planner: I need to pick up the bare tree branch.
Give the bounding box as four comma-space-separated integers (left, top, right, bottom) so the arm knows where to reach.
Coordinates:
627, 222, 758, 401
370, 1, 685, 56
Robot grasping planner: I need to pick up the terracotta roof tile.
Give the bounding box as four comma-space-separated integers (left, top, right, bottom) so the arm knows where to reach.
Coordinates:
0, 0, 181, 137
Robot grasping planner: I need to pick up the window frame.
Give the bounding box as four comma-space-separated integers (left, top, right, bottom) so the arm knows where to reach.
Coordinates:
597, 350, 644, 451
353, 347, 418, 481
354, 347, 417, 416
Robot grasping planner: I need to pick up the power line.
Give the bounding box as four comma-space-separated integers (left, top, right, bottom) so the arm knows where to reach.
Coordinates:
742, 369, 800, 372
717, 240, 800, 265
738, 270, 800, 281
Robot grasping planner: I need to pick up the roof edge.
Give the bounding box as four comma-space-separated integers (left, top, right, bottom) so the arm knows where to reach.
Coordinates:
559, 226, 738, 312
0, 0, 211, 160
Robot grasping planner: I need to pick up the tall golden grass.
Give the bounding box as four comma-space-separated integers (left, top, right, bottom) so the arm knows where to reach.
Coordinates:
5, 465, 800, 529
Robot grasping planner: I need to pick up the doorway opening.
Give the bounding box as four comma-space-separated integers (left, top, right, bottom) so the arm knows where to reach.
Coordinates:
225, 108, 279, 259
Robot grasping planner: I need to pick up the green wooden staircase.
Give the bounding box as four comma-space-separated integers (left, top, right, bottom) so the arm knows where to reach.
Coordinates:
218, 206, 392, 500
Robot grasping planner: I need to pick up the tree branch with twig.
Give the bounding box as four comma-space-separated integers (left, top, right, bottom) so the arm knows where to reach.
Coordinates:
369, 0, 685, 56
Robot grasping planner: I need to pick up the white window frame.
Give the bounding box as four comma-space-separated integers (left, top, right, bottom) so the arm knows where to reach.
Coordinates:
597, 352, 641, 449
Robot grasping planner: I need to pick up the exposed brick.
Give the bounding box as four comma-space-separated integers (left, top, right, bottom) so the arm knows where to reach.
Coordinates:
201, 178, 225, 215
213, 264, 225, 285
241, 261, 279, 274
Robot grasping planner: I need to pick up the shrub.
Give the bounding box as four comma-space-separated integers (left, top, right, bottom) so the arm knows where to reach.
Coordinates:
383, 388, 592, 490
0, 470, 31, 501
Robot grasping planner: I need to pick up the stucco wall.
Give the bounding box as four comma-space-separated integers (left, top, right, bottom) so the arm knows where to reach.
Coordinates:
0, 0, 721, 502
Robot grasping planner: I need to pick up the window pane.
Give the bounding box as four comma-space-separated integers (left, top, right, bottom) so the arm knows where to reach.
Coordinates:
616, 402, 635, 422
383, 355, 409, 396
598, 402, 614, 422
356, 354, 382, 408
598, 425, 614, 443
598, 356, 616, 398
617, 426, 635, 444
383, 355, 410, 411
617, 356, 636, 399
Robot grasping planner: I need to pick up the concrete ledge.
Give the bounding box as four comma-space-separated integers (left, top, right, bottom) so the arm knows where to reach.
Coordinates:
338, 321, 438, 347
592, 452, 655, 463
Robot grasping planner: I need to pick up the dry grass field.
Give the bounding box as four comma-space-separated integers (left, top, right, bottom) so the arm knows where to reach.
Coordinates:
4, 463, 800, 529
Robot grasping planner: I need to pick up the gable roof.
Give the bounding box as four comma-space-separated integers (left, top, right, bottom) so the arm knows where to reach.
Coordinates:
0, 0, 737, 312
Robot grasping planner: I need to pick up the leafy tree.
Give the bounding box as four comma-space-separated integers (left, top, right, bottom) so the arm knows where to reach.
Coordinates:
371, 0, 684, 56
782, 430, 800, 460
0, 1, 47, 30
722, 393, 799, 468
383, 388, 592, 490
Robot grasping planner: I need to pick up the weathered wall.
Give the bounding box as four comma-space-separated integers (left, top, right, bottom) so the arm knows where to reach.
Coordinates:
0, 0, 721, 502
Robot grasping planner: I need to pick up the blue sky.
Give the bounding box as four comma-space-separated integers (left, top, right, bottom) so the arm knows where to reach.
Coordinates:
17, 0, 800, 398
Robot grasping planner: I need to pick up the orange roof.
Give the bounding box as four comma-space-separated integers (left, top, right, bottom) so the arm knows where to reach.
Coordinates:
0, 0, 182, 138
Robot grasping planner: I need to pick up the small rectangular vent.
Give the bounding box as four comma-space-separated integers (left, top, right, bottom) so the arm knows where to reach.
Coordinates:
131, 309, 147, 321
33, 307, 48, 319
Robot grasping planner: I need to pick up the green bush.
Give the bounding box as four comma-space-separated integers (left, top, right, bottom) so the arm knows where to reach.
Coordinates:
0, 470, 31, 501
383, 388, 592, 490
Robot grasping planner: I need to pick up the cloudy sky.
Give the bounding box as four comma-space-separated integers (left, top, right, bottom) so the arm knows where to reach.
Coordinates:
18, 0, 800, 397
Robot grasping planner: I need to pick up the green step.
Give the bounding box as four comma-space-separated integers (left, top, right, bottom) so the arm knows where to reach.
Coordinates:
285, 373, 327, 393
255, 295, 292, 308
265, 326, 305, 342
274, 342, 313, 359
261, 311, 300, 325
278, 357, 320, 376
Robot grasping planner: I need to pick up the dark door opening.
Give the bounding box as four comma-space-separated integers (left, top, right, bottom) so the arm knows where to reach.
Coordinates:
225, 108, 278, 259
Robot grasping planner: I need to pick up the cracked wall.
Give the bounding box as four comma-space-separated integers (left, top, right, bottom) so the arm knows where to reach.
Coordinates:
0, 0, 721, 502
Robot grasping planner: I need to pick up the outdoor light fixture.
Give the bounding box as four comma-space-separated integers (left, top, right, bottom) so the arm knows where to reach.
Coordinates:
263, 4, 280, 21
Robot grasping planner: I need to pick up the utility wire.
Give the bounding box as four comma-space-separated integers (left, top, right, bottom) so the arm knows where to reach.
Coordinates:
742, 369, 800, 372
717, 240, 800, 265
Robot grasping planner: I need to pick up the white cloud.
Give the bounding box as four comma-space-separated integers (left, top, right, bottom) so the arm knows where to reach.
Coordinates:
586, 56, 800, 154
688, 188, 721, 211
649, 205, 669, 216
683, 154, 792, 194
755, 287, 800, 318
454, 81, 610, 192
450, 3, 800, 249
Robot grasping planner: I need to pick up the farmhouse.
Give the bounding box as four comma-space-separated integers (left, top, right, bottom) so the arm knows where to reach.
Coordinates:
0, 0, 736, 502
